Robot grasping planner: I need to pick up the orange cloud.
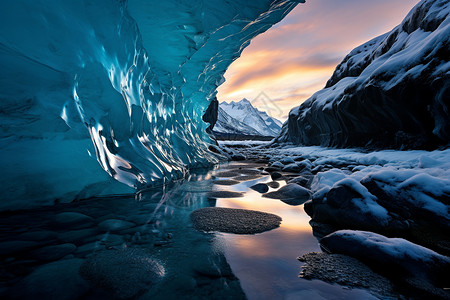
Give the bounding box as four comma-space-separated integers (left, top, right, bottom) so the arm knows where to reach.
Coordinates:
217, 0, 420, 121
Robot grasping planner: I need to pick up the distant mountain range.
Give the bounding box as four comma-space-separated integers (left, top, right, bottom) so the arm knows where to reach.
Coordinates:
213, 99, 283, 138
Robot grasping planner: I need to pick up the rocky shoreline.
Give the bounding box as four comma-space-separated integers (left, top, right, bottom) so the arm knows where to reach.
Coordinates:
221, 141, 450, 299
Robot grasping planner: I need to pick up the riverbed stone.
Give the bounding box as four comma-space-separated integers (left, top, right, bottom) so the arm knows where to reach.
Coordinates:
79, 248, 165, 299
263, 184, 311, 206
190, 207, 281, 234
30, 243, 76, 261
250, 183, 269, 193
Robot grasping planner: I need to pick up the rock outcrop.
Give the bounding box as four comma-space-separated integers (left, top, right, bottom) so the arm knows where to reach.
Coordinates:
279, 0, 450, 149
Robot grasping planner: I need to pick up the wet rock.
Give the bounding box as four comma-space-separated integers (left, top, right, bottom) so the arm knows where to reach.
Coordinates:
231, 153, 246, 161
80, 248, 165, 299
30, 243, 76, 261
98, 219, 135, 232
0, 240, 40, 256
75, 241, 103, 256
298, 252, 397, 299
190, 207, 281, 234
206, 191, 244, 198
212, 179, 240, 186
282, 163, 301, 173
18, 230, 58, 242
320, 230, 450, 298
51, 212, 94, 229
270, 161, 284, 168
58, 228, 99, 244
97, 234, 124, 247
263, 184, 311, 206
266, 181, 280, 189
279, 157, 296, 165
287, 176, 312, 188
270, 172, 283, 180
265, 167, 281, 172
250, 183, 269, 193
9, 259, 89, 300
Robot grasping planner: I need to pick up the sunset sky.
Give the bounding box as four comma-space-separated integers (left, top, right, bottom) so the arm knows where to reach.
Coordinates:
216, 0, 420, 121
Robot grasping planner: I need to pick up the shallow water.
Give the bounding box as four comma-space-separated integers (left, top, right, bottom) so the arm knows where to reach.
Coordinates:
0, 161, 378, 299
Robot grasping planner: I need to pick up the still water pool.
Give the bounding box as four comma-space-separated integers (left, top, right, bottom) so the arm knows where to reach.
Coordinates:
0, 161, 377, 299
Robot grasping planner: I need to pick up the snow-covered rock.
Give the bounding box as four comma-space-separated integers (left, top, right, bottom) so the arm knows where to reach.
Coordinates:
320, 230, 450, 296
279, 0, 450, 149
215, 99, 282, 137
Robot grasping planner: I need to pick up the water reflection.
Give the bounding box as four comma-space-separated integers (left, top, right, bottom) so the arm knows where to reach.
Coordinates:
212, 163, 379, 300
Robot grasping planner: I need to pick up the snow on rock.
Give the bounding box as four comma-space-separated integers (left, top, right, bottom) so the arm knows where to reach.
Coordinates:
273, 145, 450, 253
320, 230, 450, 296
0, 0, 299, 210
278, 0, 450, 149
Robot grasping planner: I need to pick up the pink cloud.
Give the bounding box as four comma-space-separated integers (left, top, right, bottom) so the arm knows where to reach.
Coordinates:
217, 0, 420, 120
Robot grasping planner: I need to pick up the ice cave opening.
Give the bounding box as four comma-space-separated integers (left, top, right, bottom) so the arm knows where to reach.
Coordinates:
0, 0, 303, 210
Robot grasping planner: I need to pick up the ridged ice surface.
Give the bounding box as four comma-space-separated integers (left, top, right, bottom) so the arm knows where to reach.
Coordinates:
0, 0, 300, 210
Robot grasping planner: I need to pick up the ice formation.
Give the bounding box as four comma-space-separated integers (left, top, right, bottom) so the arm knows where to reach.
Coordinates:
0, 0, 301, 210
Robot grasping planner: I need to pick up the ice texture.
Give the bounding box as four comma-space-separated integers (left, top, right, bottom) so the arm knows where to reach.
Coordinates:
0, 0, 299, 210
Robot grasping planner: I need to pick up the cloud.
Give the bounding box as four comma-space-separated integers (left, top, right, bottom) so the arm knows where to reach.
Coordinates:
217, 0, 420, 120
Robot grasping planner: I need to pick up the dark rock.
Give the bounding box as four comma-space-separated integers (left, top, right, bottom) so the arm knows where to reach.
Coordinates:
58, 228, 99, 244
30, 243, 77, 261
282, 163, 301, 173
270, 172, 283, 180
190, 207, 281, 234
212, 179, 240, 186
288, 175, 312, 188
9, 259, 89, 300
263, 184, 311, 206
80, 249, 165, 299
98, 219, 135, 232
279, 157, 295, 165
266, 181, 280, 189
0, 240, 40, 256
51, 212, 94, 229
276, 0, 450, 149
298, 252, 397, 299
320, 230, 450, 298
206, 191, 244, 198
231, 153, 246, 161
250, 183, 269, 193
202, 97, 218, 133
265, 167, 281, 173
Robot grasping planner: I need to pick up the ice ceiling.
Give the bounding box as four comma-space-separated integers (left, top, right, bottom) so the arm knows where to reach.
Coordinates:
0, 0, 300, 210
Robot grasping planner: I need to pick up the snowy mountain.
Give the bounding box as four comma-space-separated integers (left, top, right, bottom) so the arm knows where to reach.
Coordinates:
214, 99, 282, 137
279, 0, 450, 149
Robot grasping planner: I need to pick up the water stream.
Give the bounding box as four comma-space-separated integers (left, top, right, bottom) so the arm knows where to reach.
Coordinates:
0, 161, 377, 299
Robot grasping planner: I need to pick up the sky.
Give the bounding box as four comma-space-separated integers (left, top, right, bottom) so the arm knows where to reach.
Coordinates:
216, 0, 420, 121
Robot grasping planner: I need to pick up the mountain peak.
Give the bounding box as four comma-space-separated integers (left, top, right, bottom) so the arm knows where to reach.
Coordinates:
215, 99, 282, 137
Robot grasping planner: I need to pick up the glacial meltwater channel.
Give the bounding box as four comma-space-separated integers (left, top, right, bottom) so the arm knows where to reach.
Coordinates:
0, 161, 377, 299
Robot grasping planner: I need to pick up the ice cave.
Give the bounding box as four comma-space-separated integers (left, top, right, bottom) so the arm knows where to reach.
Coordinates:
0, 0, 301, 210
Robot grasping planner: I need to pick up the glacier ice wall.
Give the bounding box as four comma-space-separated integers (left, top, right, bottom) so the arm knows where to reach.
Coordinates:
0, 0, 300, 210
